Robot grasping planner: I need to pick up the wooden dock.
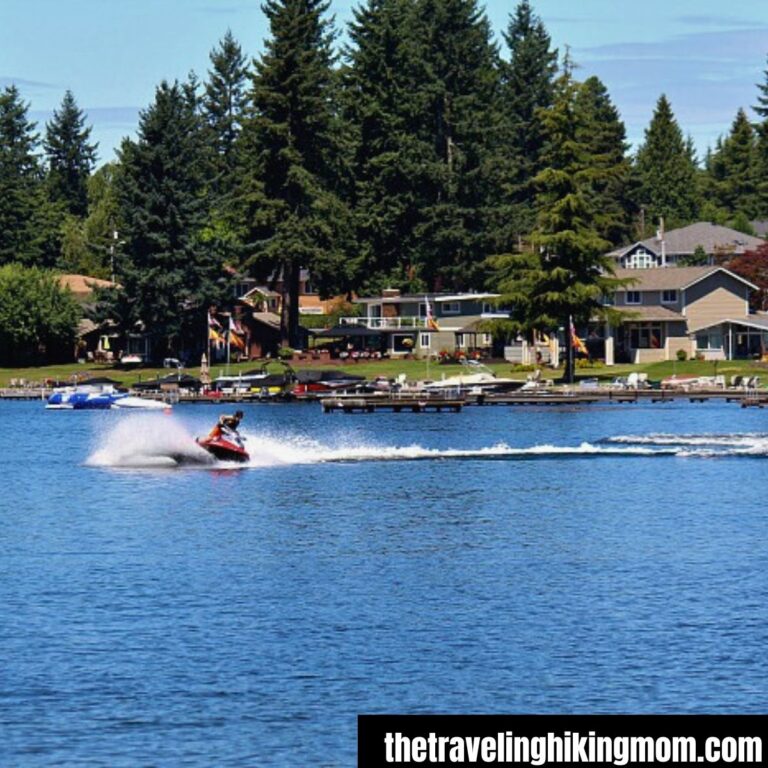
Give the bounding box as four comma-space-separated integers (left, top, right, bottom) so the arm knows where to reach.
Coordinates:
321, 395, 464, 413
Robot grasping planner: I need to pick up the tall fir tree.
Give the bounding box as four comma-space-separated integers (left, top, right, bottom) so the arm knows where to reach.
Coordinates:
204, 30, 248, 195
498, 0, 558, 236
343, 0, 433, 292
574, 75, 632, 246
0, 85, 43, 266
634, 94, 700, 228
44, 90, 97, 217
409, 0, 502, 290
488, 66, 623, 382
704, 108, 759, 219
103, 81, 224, 355
237, 0, 351, 347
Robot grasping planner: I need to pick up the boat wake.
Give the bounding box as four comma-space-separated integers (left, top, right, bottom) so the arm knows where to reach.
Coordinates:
85, 416, 768, 470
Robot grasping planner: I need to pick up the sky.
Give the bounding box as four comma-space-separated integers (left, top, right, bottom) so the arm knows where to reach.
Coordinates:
1, 0, 768, 165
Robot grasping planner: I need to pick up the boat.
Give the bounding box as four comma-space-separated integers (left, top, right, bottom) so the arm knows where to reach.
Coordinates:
46, 384, 169, 410
420, 360, 525, 394
195, 429, 250, 463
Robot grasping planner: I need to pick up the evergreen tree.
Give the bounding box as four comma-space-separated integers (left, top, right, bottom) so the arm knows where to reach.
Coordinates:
705, 109, 759, 218
204, 30, 248, 193
105, 81, 224, 356
44, 90, 97, 217
487, 67, 623, 382
634, 94, 700, 227
574, 75, 632, 245
238, 0, 351, 347
498, 0, 558, 235
0, 85, 43, 266
343, 0, 432, 291
409, 0, 502, 289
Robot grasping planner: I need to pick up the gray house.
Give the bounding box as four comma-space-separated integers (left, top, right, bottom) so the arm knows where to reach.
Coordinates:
607, 223, 764, 269
320, 288, 509, 357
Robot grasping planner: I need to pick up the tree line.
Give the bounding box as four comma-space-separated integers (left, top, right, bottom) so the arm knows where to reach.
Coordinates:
3, 0, 768, 362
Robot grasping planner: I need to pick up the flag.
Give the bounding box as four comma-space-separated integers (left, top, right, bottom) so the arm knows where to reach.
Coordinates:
228, 315, 246, 350
208, 311, 222, 329
209, 327, 223, 342
570, 320, 588, 355
425, 297, 440, 331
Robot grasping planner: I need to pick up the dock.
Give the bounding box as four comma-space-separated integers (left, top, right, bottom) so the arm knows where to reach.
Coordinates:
321, 395, 464, 413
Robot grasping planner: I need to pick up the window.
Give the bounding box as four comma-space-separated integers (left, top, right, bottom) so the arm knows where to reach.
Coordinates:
419, 303, 428, 318
629, 324, 662, 349
482, 302, 494, 314
624, 249, 656, 269
419, 333, 431, 348
441, 301, 461, 315
696, 332, 723, 350
480, 333, 492, 346
661, 290, 678, 304
625, 290, 641, 305
455, 333, 466, 348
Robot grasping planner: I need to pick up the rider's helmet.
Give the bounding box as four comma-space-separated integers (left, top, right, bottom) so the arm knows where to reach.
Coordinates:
235, 410, 244, 419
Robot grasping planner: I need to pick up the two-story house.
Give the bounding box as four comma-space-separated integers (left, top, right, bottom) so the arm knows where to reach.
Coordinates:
315, 288, 509, 357
607, 222, 764, 269
606, 266, 761, 362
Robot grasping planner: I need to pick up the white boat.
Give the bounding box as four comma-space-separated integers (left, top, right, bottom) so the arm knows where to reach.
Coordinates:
46, 384, 170, 410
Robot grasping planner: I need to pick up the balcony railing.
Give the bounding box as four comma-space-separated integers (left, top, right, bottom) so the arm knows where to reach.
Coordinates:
339, 316, 428, 329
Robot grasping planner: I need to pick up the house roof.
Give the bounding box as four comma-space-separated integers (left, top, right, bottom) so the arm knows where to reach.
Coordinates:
250, 311, 281, 330
354, 292, 499, 305
690, 315, 768, 333
618, 306, 686, 322
609, 222, 764, 258
58, 274, 115, 296
614, 266, 757, 292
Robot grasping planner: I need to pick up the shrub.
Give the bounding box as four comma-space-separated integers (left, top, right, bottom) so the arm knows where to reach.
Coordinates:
676, 349, 688, 361
277, 346, 295, 360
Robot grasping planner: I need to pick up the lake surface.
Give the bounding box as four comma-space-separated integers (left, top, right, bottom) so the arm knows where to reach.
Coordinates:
1, 398, 767, 765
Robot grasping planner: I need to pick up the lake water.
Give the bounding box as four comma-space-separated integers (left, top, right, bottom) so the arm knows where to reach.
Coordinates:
1, 398, 767, 765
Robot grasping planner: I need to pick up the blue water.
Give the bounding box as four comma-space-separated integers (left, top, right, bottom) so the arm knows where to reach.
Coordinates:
1, 399, 767, 765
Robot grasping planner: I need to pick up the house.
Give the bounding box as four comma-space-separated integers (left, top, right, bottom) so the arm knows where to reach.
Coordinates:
239, 268, 340, 316
607, 223, 764, 269
313, 288, 508, 357
602, 266, 760, 362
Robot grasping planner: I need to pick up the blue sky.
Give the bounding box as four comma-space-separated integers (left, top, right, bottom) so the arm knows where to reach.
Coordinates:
1, 0, 767, 164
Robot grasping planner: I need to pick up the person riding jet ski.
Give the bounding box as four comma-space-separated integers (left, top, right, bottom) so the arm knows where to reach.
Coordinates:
196, 409, 249, 462
207, 410, 244, 440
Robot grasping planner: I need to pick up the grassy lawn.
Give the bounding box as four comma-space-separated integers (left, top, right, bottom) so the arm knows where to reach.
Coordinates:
2, 356, 766, 388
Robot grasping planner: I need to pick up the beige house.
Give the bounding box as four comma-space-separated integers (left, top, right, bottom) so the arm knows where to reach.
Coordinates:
605, 266, 758, 363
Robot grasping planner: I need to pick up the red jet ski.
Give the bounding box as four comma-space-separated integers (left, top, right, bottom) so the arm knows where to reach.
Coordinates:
196, 428, 250, 463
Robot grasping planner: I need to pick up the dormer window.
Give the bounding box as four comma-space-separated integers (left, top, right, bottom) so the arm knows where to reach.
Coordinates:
661, 290, 678, 304
625, 290, 642, 305
625, 249, 656, 269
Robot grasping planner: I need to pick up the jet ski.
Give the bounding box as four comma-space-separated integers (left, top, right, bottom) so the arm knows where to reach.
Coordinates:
195, 428, 250, 463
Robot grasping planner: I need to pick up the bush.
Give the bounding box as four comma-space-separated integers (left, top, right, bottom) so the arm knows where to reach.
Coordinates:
676, 349, 688, 361
0, 264, 80, 365
277, 346, 295, 360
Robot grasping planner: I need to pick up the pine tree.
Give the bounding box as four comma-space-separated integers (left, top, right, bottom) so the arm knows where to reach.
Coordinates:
634, 94, 700, 227
0, 85, 43, 266
498, 0, 558, 235
238, 0, 351, 347
343, 0, 433, 292
704, 109, 759, 218
409, 0, 502, 290
574, 75, 632, 246
106, 81, 224, 356
44, 90, 97, 217
488, 67, 623, 382
204, 30, 248, 194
